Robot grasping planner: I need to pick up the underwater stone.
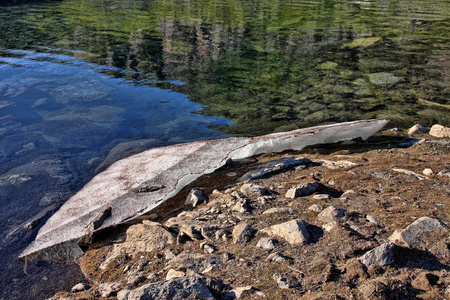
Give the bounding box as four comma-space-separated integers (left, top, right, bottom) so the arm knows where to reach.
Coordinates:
367, 72, 402, 86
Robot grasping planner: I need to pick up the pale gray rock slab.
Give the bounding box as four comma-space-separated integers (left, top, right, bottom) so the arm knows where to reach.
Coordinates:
71, 282, 90, 293
368, 72, 402, 86
225, 286, 260, 299
392, 168, 429, 180
308, 204, 323, 213
315, 159, 358, 169
389, 216, 446, 246
262, 207, 292, 215
239, 183, 272, 196
359, 243, 395, 268
232, 223, 255, 244
20, 119, 389, 261
261, 219, 309, 245
438, 169, 450, 177
318, 206, 346, 223
96, 282, 122, 298
430, 124, 450, 138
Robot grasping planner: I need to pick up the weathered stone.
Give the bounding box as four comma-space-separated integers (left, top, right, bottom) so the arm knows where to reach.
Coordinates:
317, 206, 346, 223
185, 189, 207, 207
359, 243, 395, 268
408, 124, 428, 135
285, 182, 319, 198
438, 169, 450, 177
267, 252, 289, 263
231, 198, 249, 214
96, 282, 122, 298
429, 124, 450, 138
71, 283, 89, 293
201, 226, 221, 240
232, 223, 255, 244
262, 207, 292, 215
87, 207, 112, 231
366, 215, 377, 224
166, 269, 186, 281
261, 219, 309, 245
239, 184, 271, 196
392, 168, 429, 180
273, 273, 297, 289
239, 157, 311, 181
202, 244, 215, 254
316, 159, 358, 169
313, 194, 330, 200
123, 221, 175, 253
225, 285, 259, 299
308, 204, 323, 213
368, 72, 402, 86
340, 190, 359, 199
389, 216, 446, 246
256, 237, 278, 250
423, 168, 434, 176
118, 275, 222, 300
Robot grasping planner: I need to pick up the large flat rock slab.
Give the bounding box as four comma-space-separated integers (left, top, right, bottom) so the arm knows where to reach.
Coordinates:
20, 119, 389, 261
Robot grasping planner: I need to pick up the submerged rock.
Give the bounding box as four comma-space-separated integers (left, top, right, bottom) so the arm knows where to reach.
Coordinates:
367, 72, 402, 86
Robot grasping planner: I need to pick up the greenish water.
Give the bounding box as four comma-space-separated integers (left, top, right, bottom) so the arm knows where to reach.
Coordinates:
0, 0, 449, 299
2, 0, 448, 136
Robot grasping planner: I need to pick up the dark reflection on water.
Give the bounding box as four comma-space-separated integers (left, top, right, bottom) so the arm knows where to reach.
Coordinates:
0, 0, 449, 299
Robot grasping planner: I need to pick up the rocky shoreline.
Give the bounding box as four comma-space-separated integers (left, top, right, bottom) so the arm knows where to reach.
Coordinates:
49, 125, 449, 300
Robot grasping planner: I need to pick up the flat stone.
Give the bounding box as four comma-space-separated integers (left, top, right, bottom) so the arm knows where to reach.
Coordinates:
317, 206, 346, 223
316, 159, 358, 169
438, 169, 450, 177
225, 286, 261, 299
366, 215, 377, 224
232, 223, 255, 244
340, 190, 359, 199
285, 182, 319, 198
313, 194, 330, 200
239, 183, 272, 196
261, 219, 309, 245
262, 207, 292, 215
408, 124, 428, 135
239, 157, 311, 182
389, 216, 446, 246
256, 237, 278, 250
359, 243, 395, 268
392, 168, 429, 180
429, 124, 450, 138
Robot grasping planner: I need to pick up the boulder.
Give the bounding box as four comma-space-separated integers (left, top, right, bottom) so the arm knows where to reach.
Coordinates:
359, 243, 395, 268
118, 275, 224, 300
262, 207, 292, 215
285, 182, 319, 198
232, 223, 255, 244
317, 206, 346, 223
96, 282, 122, 298
166, 269, 186, 281
122, 221, 175, 253
185, 189, 207, 207
261, 219, 309, 245
256, 237, 278, 250
408, 124, 428, 135
308, 204, 323, 213
429, 124, 450, 138
389, 216, 445, 246
239, 184, 271, 196
71, 283, 90, 293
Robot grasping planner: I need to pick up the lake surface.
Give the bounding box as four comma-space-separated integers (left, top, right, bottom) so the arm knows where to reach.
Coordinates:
0, 0, 449, 298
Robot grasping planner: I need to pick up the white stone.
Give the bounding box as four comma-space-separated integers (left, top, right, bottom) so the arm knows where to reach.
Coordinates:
261, 219, 309, 245
423, 168, 433, 176
318, 206, 346, 223
166, 269, 186, 280
429, 124, 450, 138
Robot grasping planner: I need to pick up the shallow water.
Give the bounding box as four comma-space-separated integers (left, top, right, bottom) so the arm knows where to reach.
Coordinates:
0, 0, 449, 299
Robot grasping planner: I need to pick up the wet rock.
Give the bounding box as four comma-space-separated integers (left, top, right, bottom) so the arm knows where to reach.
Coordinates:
262, 207, 292, 215
429, 124, 450, 138
118, 275, 223, 300
239, 157, 311, 182
308, 204, 323, 213
359, 243, 395, 268
316, 61, 338, 70
256, 237, 278, 250
261, 219, 309, 245
232, 223, 255, 244
71, 283, 90, 293
343, 37, 382, 48
367, 72, 402, 86
408, 124, 428, 135
317, 206, 346, 223
185, 189, 207, 207
389, 216, 446, 246
166, 269, 186, 281
96, 282, 122, 298
285, 182, 319, 198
